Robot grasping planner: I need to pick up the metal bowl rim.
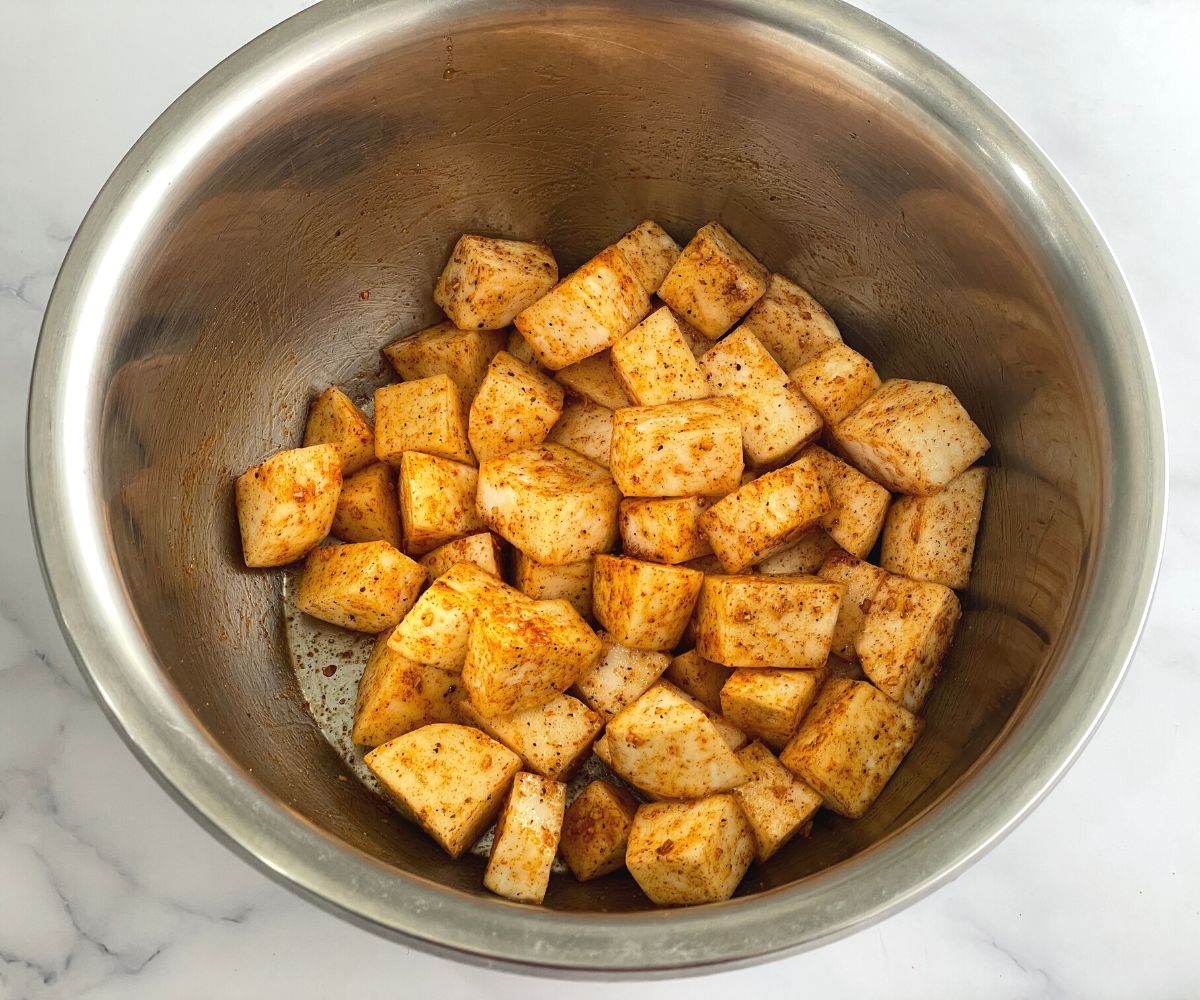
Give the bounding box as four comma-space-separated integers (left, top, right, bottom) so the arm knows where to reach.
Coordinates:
25, 0, 1167, 977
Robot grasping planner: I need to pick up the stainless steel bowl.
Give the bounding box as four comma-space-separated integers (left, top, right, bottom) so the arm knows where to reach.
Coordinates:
27, 0, 1165, 976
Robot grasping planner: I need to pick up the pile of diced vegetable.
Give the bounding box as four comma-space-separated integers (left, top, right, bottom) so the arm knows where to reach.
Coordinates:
235, 220, 989, 907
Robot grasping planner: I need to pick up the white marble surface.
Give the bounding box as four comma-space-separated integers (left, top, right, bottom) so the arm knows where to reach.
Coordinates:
1, 0, 1196, 996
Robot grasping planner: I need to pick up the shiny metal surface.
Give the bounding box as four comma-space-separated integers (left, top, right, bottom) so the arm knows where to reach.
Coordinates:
27, 0, 1165, 976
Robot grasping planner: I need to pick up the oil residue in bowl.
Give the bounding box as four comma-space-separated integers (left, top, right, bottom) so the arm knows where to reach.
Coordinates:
281, 566, 613, 868
281, 565, 378, 786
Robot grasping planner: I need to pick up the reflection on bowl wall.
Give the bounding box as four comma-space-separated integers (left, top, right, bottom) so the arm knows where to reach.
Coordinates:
28, 0, 1164, 976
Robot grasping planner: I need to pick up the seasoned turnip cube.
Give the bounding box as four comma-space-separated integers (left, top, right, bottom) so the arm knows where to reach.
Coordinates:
375, 375, 473, 466
739, 385, 825, 469
881, 466, 987, 589
615, 220, 681, 293
545, 398, 614, 469
606, 683, 746, 799
573, 634, 671, 717
419, 531, 504, 580
462, 596, 602, 716
733, 741, 822, 862
592, 555, 704, 652
559, 779, 640, 881
554, 350, 631, 409
610, 398, 743, 497
698, 454, 831, 573
790, 343, 880, 426
351, 635, 458, 746
780, 678, 921, 818
505, 328, 543, 369
388, 561, 522, 669
468, 350, 564, 461
695, 574, 842, 668
459, 693, 603, 782
297, 540, 426, 632
364, 723, 521, 858
720, 667, 825, 751
739, 273, 842, 370
619, 496, 714, 565
331, 462, 402, 549
664, 649, 732, 713
700, 326, 821, 466
236, 444, 341, 567
398, 451, 483, 556
817, 550, 890, 661
591, 728, 615, 770
666, 306, 713, 358
303, 386, 375, 476
699, 324, 789, 395
835, 379, 989, 495
657, 222, 768, 338
802, 445, 891, 558
511, 551, 594, 620
856, 576, 960, 712
625, 795, 755, 905
476, 444, 620, 565
610, 306, 710, 405
514, 246, 650, 370
484, 772, 567, 904
598, 694, 742, 771
659, 679, 748, 751
755, 528, 841, 576
383, 321, 507, 401
434, 234, 558, 330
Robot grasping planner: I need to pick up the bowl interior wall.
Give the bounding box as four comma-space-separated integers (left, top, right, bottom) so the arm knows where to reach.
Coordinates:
98, 5, 1103, 909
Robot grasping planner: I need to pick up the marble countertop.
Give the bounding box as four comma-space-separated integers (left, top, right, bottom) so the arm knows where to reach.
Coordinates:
2, 1, 1196, 996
